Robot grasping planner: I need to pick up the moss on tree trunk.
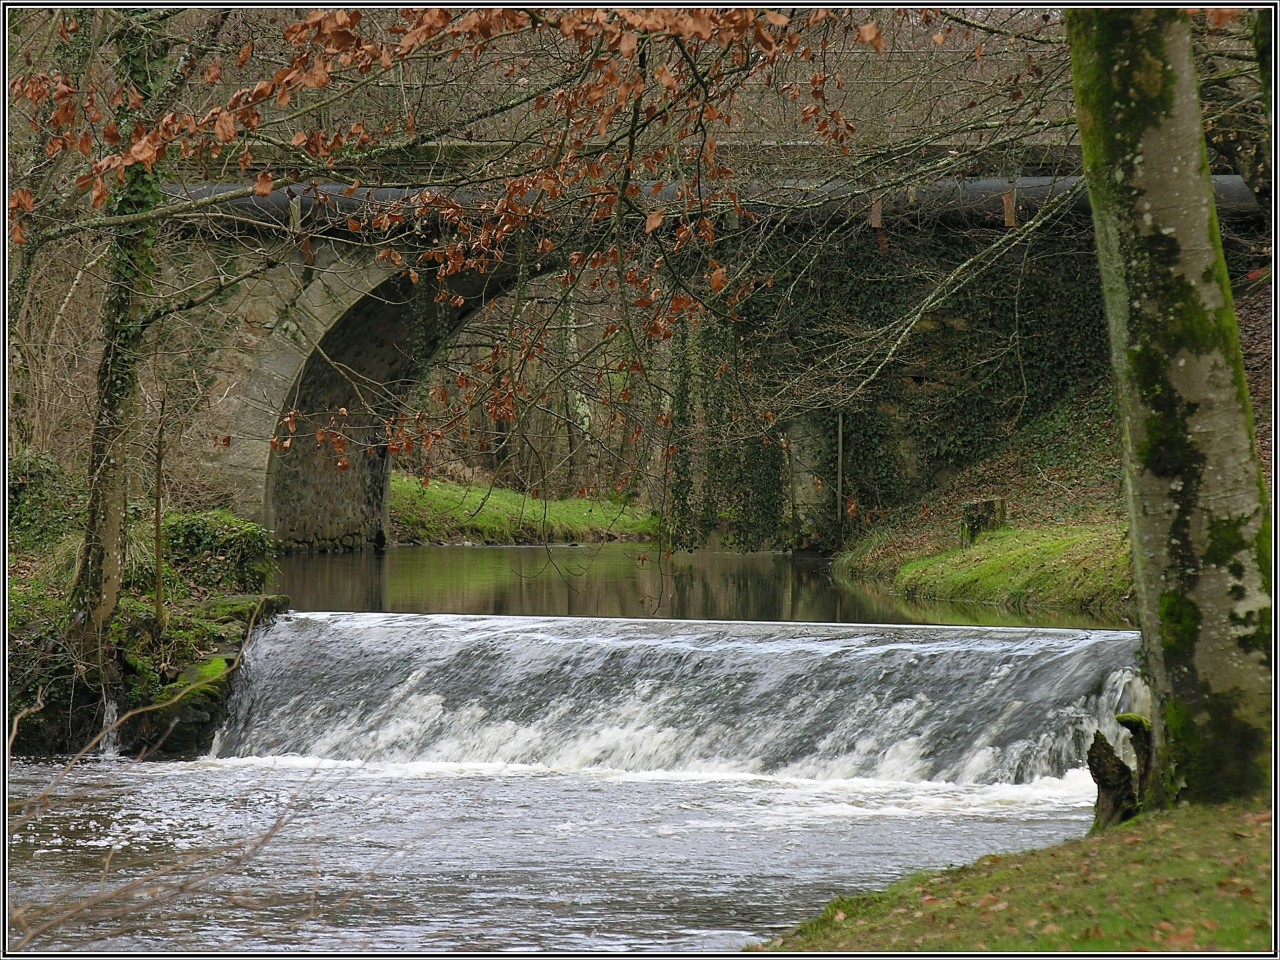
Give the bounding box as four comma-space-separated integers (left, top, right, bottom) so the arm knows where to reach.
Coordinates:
69, 13, 166, 667
1068, 10, 1271, 806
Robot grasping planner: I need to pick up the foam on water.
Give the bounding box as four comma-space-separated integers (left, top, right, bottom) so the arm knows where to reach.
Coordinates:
216, 612, 1142, 786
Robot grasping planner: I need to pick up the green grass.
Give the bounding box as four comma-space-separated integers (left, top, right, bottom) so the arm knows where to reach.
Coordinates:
388, 473, 659, 545
760, 798, 1273, 953
833, 382, 1134, 616
894, 524, 1133, 616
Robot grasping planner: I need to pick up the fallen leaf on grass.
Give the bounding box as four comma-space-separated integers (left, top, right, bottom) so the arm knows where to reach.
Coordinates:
1164, 927, 1198, 949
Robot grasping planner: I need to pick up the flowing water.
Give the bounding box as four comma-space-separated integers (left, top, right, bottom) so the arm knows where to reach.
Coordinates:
8, 547, 1143, 952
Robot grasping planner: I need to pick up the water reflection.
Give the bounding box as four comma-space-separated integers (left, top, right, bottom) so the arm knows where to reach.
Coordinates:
274, 544, 1129, 629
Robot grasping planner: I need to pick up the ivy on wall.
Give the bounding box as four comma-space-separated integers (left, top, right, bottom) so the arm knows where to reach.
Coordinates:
670, 214, 1118, 551
667, 304, 788, 550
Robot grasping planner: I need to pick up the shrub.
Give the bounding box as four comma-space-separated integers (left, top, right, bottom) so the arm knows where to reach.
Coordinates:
163, 510, 276, 592
7, 450, 83, 553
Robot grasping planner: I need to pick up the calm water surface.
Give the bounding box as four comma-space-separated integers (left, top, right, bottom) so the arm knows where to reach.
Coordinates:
273, 543, 1129, 629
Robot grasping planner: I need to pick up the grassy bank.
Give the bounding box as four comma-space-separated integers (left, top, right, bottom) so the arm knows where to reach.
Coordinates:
388, 473, 659, 545
833, 382, 1135, 616
760, 797, 1273, 952
834, 285, 1272, 616
887, 524, 1132, 618
802, 306, 1275, 954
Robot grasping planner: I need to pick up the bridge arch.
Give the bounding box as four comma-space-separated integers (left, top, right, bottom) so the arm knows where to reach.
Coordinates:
198, 234, 515, 551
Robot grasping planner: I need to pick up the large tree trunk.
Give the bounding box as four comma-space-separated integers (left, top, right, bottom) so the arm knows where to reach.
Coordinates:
1067, 10, 1272, 806
65, 10, 228, 679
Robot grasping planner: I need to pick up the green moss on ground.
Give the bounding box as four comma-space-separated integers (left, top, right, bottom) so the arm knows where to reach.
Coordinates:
388, 473, 659, 545
760, 797, 1272, 953
192, 593, 290, 625
158, 655, 233, 702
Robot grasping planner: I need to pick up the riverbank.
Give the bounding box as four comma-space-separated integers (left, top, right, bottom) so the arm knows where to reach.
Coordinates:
7, 454, 282, 756
760, 796, 1273, 952
831, 281, 1271, 619
387, 473, 658, 545
832, 380, 1136, 618
790, 285, 1274, 952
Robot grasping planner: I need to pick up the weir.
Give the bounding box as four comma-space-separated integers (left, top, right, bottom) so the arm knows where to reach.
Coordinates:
13, 610, 1150, 951
216, 613, 1144, 785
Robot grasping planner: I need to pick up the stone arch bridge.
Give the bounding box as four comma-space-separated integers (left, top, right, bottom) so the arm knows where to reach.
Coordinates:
186, 176, 1260, 551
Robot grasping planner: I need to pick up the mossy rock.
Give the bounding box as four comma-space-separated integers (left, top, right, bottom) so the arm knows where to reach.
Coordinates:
134, 656, 236, 759
192, 593, 290, 625
114, 592, 288, 758
169, 655, 235, 699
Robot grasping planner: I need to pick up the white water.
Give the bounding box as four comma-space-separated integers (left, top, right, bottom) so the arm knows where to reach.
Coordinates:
9, 612, 1144, 952
97, 699, 120, 757
216, 613, 1145, 784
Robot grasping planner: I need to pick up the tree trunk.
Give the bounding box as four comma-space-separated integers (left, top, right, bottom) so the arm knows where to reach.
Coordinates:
1254, 10, 1272, 117
69, 13, 167, 663
558, 298, 589, 490
1087, 731, 1140, 829
1068, 10, 1272, 806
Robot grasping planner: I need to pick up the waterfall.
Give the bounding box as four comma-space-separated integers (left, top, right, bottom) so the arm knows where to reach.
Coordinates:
98, 699, 120, 757
214, 613, 1144, 784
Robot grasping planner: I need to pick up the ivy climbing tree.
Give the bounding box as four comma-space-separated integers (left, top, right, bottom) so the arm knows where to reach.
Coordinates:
68, 11, 211, 666
1067, 9, 1271, 806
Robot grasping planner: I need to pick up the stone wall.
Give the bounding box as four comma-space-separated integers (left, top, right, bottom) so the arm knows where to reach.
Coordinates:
191, 234, 515, 551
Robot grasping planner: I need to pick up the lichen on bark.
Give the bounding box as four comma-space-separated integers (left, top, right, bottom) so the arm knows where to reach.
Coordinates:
1068, 9, 1271, 807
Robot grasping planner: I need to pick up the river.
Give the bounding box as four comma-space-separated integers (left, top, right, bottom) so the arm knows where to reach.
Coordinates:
7, 545, 1143, 952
